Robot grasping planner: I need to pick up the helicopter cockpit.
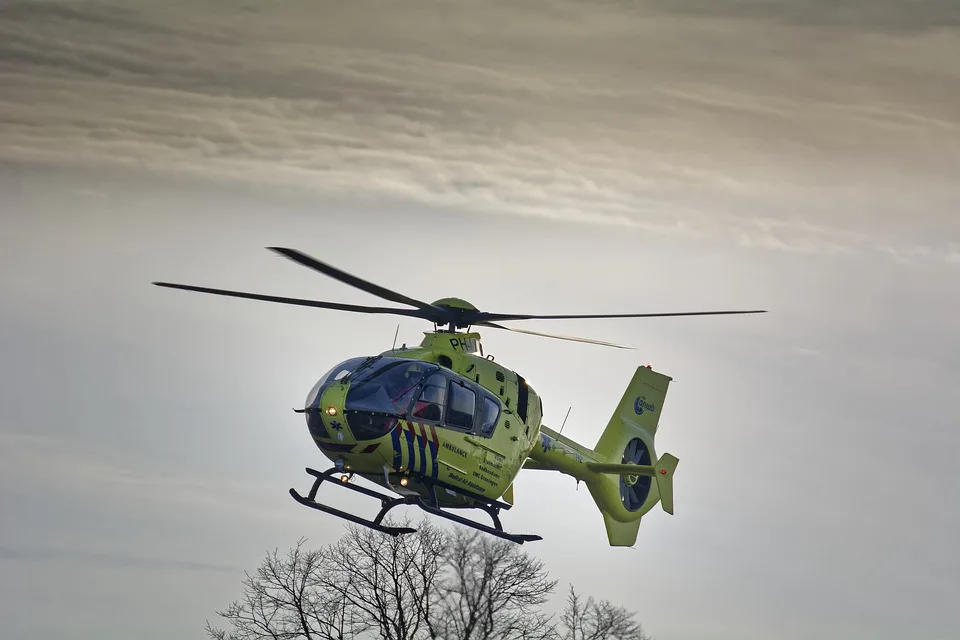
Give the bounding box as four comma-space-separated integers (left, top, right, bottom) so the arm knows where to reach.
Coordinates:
305, 355, 502, 444
303, 355, 369, 440
342, 358, 439, 439
344, 357, 502, 441
304, 356, 440, 441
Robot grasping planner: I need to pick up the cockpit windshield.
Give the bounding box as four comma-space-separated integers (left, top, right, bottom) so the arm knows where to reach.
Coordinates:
304, 356, 369, 409
345, 358, 439, 416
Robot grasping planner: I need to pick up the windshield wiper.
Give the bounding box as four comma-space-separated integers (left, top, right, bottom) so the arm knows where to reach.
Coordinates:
345, 355, 383, 381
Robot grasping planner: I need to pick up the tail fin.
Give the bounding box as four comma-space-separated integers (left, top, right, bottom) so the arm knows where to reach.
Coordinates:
527, 365, 677, 547
594, 364, 670, 461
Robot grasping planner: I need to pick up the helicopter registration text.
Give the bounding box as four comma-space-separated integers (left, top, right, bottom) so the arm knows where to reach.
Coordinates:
448, 336, 479, 353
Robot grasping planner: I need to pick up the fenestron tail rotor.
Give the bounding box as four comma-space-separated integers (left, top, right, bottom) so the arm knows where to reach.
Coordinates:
152, 246, 766, 348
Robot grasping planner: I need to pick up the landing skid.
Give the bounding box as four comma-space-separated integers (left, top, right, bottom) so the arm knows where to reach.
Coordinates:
289, 467, 542, 544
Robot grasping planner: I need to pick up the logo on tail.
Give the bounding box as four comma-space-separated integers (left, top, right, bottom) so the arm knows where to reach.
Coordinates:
633, 396, 656, 415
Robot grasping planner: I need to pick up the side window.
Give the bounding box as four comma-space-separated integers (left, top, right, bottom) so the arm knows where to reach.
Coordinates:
446, 382, 476, 431
479, 396, 500, 438
411, 373, 446, 422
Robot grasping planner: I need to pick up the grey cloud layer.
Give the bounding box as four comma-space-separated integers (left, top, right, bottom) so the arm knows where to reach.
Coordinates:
2, 0, 958, 258
0, 546, 240, 573
641, 0, 960, 31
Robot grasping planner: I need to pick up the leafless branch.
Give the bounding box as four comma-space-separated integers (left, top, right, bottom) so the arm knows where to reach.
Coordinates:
208, 518, 653, 640
559, 585, 650, 640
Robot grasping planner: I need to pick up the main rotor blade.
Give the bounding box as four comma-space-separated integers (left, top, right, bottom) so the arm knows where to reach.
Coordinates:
475, 309, 767, 323
152, 282, 434, 319
267, 247, 449, 320
479, 322, 634, 349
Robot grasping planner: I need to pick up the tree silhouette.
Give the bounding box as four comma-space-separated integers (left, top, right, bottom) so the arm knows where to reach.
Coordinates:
206, 517, 652, 640
559, 586, 651, 640
434, 528, 556, 640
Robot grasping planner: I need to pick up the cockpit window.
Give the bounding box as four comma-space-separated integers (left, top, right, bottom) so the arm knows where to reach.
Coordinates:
325, 357, 367, 383
323, 356, 370, 383
446, 382, 476, 431
305, 356, 369, 408
345, 359, 436, 416
411, 373, 447, 422
479, 395, 499, 437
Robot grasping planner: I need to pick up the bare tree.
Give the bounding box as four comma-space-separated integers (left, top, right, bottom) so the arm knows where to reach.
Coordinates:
436, 528, 557, 640
558, 586, 651, 640
316, 516, 445, 640
206, 517, 444, 640
205, 537, 359, 640
207, 518, 652, 640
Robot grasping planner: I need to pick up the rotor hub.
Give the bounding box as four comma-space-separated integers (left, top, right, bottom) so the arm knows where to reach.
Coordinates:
430, 297, 478, 312
430, 298, 480, 328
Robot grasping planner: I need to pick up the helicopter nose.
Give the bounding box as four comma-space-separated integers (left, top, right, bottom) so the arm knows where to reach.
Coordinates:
304, 396, 341, 436
305, 405, 329, 440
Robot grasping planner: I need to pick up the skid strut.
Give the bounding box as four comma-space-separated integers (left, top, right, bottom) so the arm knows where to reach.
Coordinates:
289, 467, 417, 537
418, 482, 542, 544
289, 467, 542, 544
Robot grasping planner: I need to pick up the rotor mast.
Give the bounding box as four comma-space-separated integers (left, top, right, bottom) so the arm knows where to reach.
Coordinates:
428, 297, 481, 332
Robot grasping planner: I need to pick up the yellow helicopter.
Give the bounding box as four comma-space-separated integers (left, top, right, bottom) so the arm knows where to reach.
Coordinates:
153, 247, 765, 546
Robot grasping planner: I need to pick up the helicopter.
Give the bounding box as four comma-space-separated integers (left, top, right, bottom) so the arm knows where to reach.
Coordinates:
153, 247, 765, 546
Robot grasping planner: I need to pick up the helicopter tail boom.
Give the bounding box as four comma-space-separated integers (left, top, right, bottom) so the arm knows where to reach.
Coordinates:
526, 365, 677, 546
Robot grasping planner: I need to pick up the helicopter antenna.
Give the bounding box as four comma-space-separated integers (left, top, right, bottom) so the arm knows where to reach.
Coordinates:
392, 324, 400, 350
558, 406, 572, 435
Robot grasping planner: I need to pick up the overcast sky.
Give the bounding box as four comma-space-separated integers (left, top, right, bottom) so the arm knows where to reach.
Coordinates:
2, 1, 958, 639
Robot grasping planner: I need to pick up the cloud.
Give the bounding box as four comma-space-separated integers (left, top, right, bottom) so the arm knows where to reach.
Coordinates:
0, 432, 302, 524
1, 0, 958, 261
641, 0, 960, 33
0, 545, 240, 573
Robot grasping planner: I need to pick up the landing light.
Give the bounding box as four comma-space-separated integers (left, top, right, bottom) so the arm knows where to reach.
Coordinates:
340, 474, 350, 483
326, 406, 338, 416
399, 477, 409, 487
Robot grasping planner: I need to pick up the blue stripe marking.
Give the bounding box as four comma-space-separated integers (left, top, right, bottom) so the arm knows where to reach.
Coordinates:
404, 426, 416, 472
391, 428, 402, 471
416, 424, 428, 477
430, 438, 439, 481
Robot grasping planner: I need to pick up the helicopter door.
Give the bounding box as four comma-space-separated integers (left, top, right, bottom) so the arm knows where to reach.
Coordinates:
516, 374, 529, 423
444, 381, 476, 432
410, 373, 501, 440
411, 373, 446, 422
477, 394, 500, 438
